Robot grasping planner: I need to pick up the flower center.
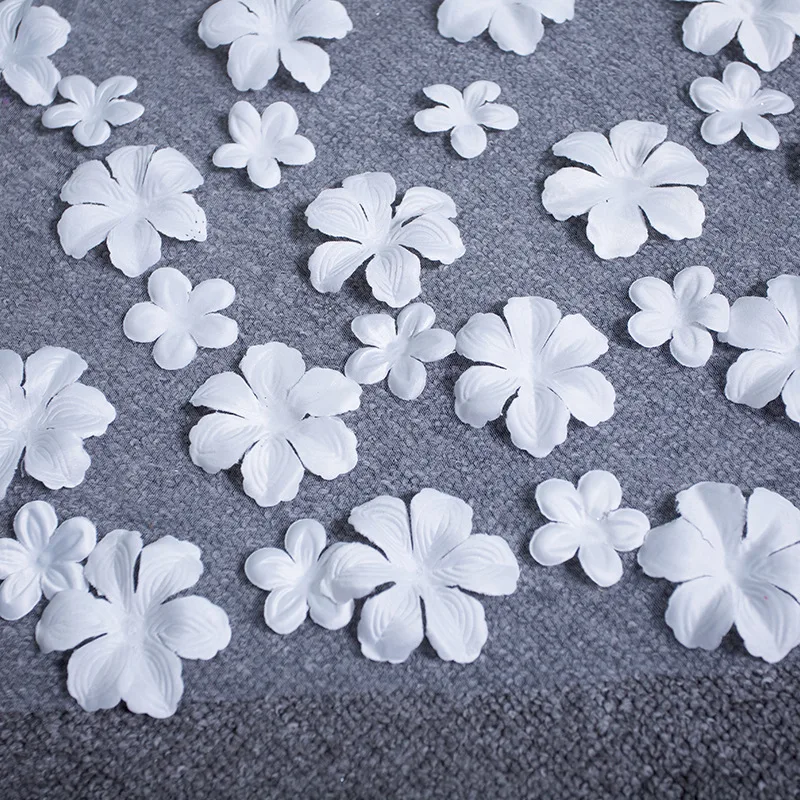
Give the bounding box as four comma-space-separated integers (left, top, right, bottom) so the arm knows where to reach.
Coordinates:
255, 397, 303, 438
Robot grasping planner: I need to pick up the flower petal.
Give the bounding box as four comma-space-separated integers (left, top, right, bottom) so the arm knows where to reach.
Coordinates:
665, 578, 735, 650
682, 2, 741, 56
289, 0, 352, 39
673, 264, 714, 305
147, 195, 207, 242
279, 40, 330, 92
603, 509, 650, 551
42, 383, 116, 437
578, 542, 623, 587
23, 346, 86, 404
357, 584, 423, 663
540, 313, 608, 372
57, 205, 123, 261
433, 534, 519, 595
437, 0, 493, 42
504, 296, 562, 361
639, 142, 708, 187
423, 586, 487, 663
414, 106, 456, 133
586, 199, 648, 259
529, 522, 583, 566
345, 348, 391, 385
541, 168, 613, 220
321, 542, 397, 603
725, 295, 793, 352
391, 214, 464, 265
407, 329, 455, 363
190, 372, 260, 417
473, 102, 518, 131
745, 487, 800, 555
387, 357, 427, 400
702, 110, 744, 145
123, 641, 184, 718
577, 470, 622, 516
40, 562, 86, 599
46, 516, 96, 563
551, 131, 618, 175
227, 100, 262, 148
351, 313, 396, 348
454, 365, 520, 427
638, 518, 721, 582
677, 481, 747, 556
450, 123, 487, 158
152, 330, 198, 371
13, 499, 57, 552
536, 478, 585, 525
213, 142, 250, 170
41, 101, 84, 129
0, 567, 42, 620
15, 4, 70, 56
309, 241, 369, 294
639, 186, 705, 241
286, 416, 357, 479
240, 342, 305, 403
0, 538, 30, 578
188, 413, 262, 473
274, 135, 315, 167
106, 217, 162, 277
408, 488, 472, 565
85, 529, 140, 606
725, 350, 794, 409
547, 366, 615, 426
241, 436, 304, 507
394, 186, 457, 220
288, 367, 361, 417
66, 634, 128, 713
742, 115, 780, 150
505, 386, 570, 458
670, 325, 714, 368
752, 87, 795, 115
3, 55, 60, 105
35, 589, 115, 652
263, 586, 309, 634
348, 494, 414, 567
103, 99, 144, 127
227, 34, 279, 92
455, 312, 517, 368
737, 15, 795, 72
247, 156, 281, 189
365, 246, 421, 308
198, 0, 258, 47
190, 313, 238, 351
689, 76, 732, 113
245, 547, 301, 592
735, 584, 800, 663
23, 430, 90, 490
307, 586, 353, 631
285, 518, 326, 568
150, 596, 231, 659
488, 2, 544, 55
628, 310, 674, 348
609, 120, 667, 171
72, 118, 111, 148
422, 83, 465, 108
123, 303, 170, 343
135, 536, 203, 609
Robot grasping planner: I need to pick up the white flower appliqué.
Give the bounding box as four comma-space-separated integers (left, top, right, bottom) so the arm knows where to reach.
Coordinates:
57, 145, 207, 278
322, 489, 519, 664
36, 530, 231, 717
245, 519, 353, 634
0, 0, 70, 105
0, 347, 116, 500
455, 297, 615, 458
123, 267, 238, 371
638, 482, 800, 663
344, 303, 456, 401
0, 501, 95, 620
437, 0, 574, 56
628, 265, 730, 368
198, 0, 352, 92
530, 471, 650, 587
542, 121, 709, 260
690, 62, 794, 150
305, 172, 465, 308
41, 75, 144, 147
414, 81, 519, 159
190, 343, 361, 507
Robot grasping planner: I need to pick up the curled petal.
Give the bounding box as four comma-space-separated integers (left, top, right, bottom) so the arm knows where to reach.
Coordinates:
454, 365, 520, 427
665, 578, 734, 651
586, 199, 648, 260
682, 2, 741, 56
309, 241, 369, 294
135, 536, 203, 609
391, 214, 464, 265
473, 102, 518, 130
365, 246, 422, 308
505, 387, 570, 458
227, 35, 279, 91
423, 586, 487, 663
198, 0, 258, 47
279, 40, 330, 93
488, 3, 544, 55
450, 123, 487, 159
347, 495, 414, 567
357, 584, 423, 663
241, 436, 304, 507
409, 488, 472, 566
725, 350, 794, 409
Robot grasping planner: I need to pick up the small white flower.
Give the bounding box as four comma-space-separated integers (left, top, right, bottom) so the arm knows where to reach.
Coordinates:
628, 266, 730, 368
530, 471, 650, 587
245, 519, 353, 634
0, 347, 116, 500
690, 62, 794, 150
0, 0, 70, 106
542, 120, 708, 260
638, 482, 800, 663
305, 172, 465, 308
322, 489, 519, 664
345, 303, 456, 401
41, 75, 144, 147
455, 296, 615, 458
198, 0, 352, 92
213, 101, 315, 189
57, 145, 207, 278
0, 501, 95, 620
190, 343, 361, 507
675, 0, 800, 72
123, 267, 238, 371
414, 81, 519, 159
437, 0, 574, 56
36, 530, 231, 717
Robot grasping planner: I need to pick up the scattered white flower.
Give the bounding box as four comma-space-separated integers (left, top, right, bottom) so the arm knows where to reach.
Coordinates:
437, 0, 574, 56
41, 75, 144, 147
0, 0, 70, 106
36, 530, 231, 717
322, 489, 519, 664
190, 343, 361, 507
455, 296, 615, 458
0, 501, 95, 620
123, 267, 238, 371
198, 0, 352, 92
57, 145, 207, 278
0, 347, 116, 500
245, 519, 353, 634
529, 471, 650, 587
542, 120, 708, 260
638, 482, 800, 663
628, 266, 730, 368
305, 172, 465, 308
344, 303, 456, 401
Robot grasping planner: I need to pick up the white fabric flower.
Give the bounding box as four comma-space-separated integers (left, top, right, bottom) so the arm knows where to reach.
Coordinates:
57, 145, 207, 278
344, 303, 456, 401
437, 0, 574, 56
690, 62, 794, 150
455, 296, 615, 458
123, 267, 238, 371
628, 266, 730, 368
722, 275, 800, 422
245, 519, 353, 634
529, 471, 650, 587
542, 121, 709, 260
41, 75, 144, 147
322, 489, 519, 664
198, 0, 352, 92
0, 0, 70, 106
36, 530, 231, 717
305, 172, 465, 308
675, 0, 800, 72
213, 101, 315, 189
0, 501, 95, 620
414, 81, 519, 159
638, 482, 800, 663
0, 347, 116, 500
190, 343, 361, 507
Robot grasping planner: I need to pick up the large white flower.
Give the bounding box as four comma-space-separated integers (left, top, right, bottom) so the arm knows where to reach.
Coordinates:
0, 500, 95, 620
198, 0, 352, 92
190, 343, 361, 507
454, 296, 615, 458
638, 482, 800, 663
0, 0, 70, 106
36, 530, 231, 717
0, 347, 116, 500
542, 121, 709, 260
305, 172, 465, 308
57, 145, 207, 278
674, 0, 800, 72
322, 489, 519, 664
